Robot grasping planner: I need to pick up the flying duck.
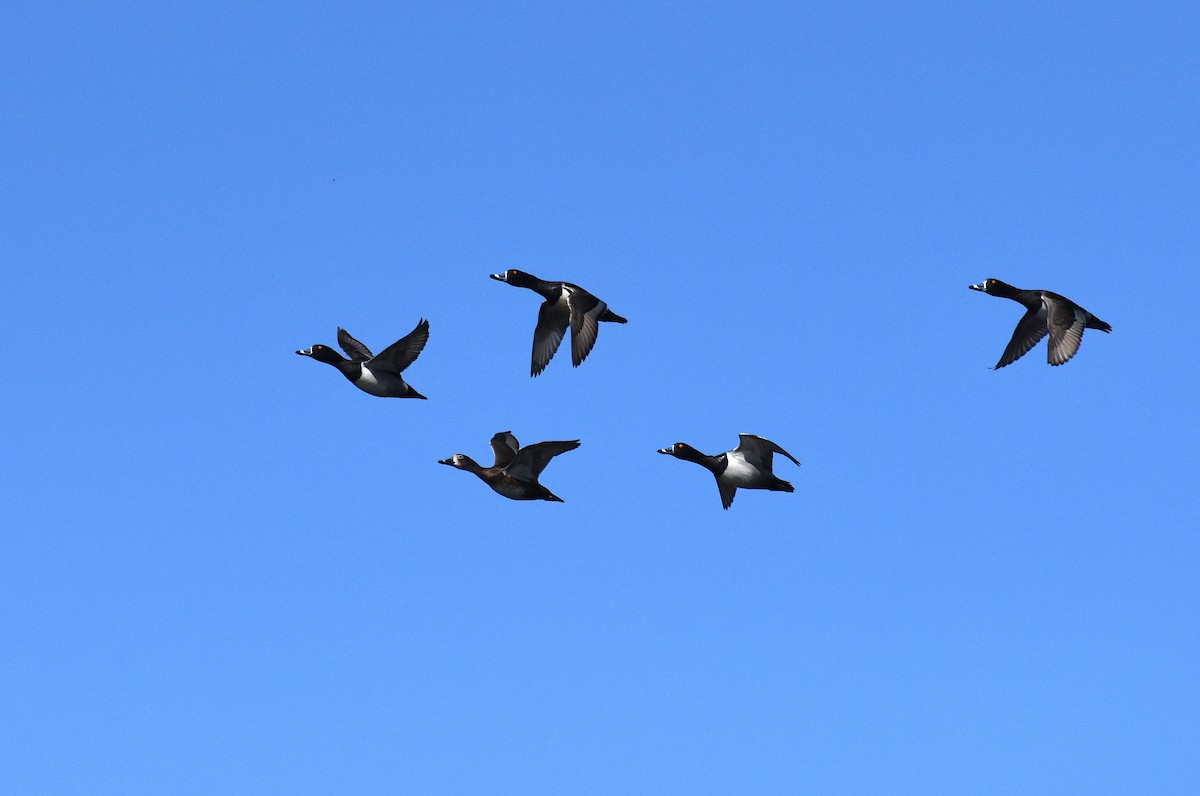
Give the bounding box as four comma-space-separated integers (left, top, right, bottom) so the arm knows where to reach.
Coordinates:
969, 279, 1111, 368
439, 431, 581, 502
657, 434, 800, 510
489, 269, 627, 376
296, 319, 429, 398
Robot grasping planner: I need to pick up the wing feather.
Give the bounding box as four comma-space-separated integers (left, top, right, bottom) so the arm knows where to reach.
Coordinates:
506, 440, 580, 481
567, 288, 605, 367
531, 302, 569, 376
717, 480, 737, 510
368, 319, 429, 373
994, 308, 1047, 369
490, 431, 520, 468
1047, 301, 1086, 366
734, 434, 801, 470
337, 328, 374, 362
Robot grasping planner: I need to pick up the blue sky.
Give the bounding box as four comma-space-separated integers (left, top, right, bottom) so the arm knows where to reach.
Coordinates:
3, 1, 1198, 792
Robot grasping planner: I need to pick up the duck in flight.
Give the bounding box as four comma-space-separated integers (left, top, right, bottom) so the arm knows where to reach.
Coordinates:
439, 431, 581, 502
490, 269, 627, 376
657, 434, 800, 510
296, 319, 429, 398
969, 279, 1110, 368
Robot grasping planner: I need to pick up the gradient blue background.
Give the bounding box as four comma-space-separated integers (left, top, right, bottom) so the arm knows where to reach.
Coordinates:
3, 1, 1197, 792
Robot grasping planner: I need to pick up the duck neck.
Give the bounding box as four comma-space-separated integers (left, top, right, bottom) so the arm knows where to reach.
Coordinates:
456, 456, 487, 477
678, 445, 723, 474
333, 359, 361, 382
511, 271, 559, 299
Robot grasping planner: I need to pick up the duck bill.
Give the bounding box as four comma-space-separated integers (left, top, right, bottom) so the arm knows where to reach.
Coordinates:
968, 281, 986, 291
488, 272, 508, 282
295, 347, 315, 356
437, 457, 454, 466
656, 447, 673, 455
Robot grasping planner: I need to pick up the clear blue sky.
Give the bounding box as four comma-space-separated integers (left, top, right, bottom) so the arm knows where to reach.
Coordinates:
3, 1, 1198, 792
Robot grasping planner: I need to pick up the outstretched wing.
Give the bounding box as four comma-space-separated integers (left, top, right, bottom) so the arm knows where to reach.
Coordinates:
717, 480, 737, 510
505, 439, 581, 482
1045, 297, 1086, 366
735, 434, 800, 471
531, 301, 569, 376
994, 307, 1047, 369
490, 431, 520, 469
337, 328, 374, 362
368, 319, 430, 373
566, 286, 606, 367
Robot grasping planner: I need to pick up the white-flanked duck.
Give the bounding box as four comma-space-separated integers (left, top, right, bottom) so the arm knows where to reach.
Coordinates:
969, 279, 1111, 368
296, 319, 429, 398
489, 269, 627, 376
439, 431, 580, 502
657, 434, 800, 510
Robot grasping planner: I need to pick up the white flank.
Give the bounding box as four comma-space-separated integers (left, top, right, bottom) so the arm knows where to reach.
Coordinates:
722, 452, 763, 486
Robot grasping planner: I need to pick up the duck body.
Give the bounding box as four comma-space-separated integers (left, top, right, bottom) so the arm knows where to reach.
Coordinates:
296, 320, 429, 398
969, 279, 1110, 368
658, 434, 800, 510
490, 269, 626, 376
440, 431, 580, 502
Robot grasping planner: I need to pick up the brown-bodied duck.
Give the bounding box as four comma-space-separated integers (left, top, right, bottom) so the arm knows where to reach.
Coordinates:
439, 431, 580, 502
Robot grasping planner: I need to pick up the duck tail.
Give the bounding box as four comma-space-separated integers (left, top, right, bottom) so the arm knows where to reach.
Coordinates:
601, 309, 627, 324
768, 479, 794, 493
1088, 316, 1112, 333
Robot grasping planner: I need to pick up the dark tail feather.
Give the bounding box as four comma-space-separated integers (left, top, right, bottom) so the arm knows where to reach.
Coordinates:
601, 309, 627, 324
768, 479, 794, 493
1088, 316, 1112, 333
